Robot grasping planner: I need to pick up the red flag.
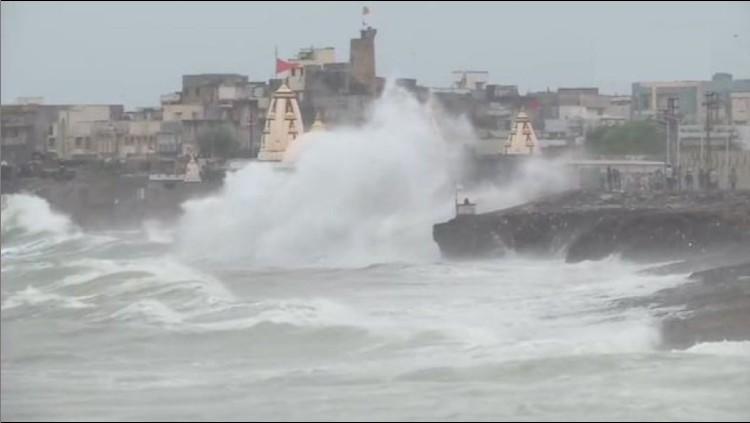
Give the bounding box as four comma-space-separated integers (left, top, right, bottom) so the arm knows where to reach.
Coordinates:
276, 58, 299, 74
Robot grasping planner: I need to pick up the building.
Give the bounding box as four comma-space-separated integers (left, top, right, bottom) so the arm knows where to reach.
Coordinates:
1, 102, 62, 164
180, 74, 249, 106
160, 74, 270, 157
350, 26, 378, 95
631, 73, 750, 124
452, 71, 489, 91
558, 87, 629, 126
631, 80, 706, 123
118, 120, 161, 159
677, 124, 740, 152
51, 105, 125, 160
504, 111, 540, 155
731, 92, 750, 125
276, 27, 381, 129
285, 47, 337, 92
257, 84, 304, 161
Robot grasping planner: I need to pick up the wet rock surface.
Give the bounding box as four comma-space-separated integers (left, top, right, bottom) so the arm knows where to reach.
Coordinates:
433, 190, 750, 263
434, 190, 750, 349
628, 259, 750, 349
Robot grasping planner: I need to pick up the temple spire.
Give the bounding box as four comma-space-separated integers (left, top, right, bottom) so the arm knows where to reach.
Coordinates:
257, 84, 304, 161
504, 110, 540, 155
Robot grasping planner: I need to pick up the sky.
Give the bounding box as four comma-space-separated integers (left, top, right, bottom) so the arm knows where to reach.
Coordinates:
2, 1, 749, 108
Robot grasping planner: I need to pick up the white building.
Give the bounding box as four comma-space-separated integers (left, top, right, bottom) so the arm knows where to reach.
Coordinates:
257, 84, 304, 161
504, 111, 540, 155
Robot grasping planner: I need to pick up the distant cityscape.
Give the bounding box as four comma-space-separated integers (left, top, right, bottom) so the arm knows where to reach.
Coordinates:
2, 25, 749, 183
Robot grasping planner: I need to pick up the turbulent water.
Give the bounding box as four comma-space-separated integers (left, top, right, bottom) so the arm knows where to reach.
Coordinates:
3, 86, 749, 421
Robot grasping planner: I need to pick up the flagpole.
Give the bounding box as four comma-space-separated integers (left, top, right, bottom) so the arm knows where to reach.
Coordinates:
273, 45, 278, 80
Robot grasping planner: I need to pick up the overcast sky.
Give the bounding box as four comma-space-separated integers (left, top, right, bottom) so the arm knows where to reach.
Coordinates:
2, 1, 749, 108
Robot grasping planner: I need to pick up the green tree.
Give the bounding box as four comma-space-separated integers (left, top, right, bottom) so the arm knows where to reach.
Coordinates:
585, 121, 666, 156
196, 125, 237, 158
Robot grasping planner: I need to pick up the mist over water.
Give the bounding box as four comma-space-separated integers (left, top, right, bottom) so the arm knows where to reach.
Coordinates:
2, 86, 749, 421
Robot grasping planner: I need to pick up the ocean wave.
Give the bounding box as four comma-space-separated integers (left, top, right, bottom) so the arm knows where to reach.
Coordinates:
1, 286, 94, 311
682, 341, 750, 356
1, 193, 77, 241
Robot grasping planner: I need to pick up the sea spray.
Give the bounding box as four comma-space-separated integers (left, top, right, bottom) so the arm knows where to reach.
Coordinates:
175, 84, 573, 267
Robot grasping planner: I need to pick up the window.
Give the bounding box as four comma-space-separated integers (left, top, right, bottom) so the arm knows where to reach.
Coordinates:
48, 125, 54, 135
75, 137, 83, 147
85, 137, 91, 149
48, 137, 56, 147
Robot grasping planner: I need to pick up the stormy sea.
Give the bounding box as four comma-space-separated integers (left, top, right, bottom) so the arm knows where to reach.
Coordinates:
2, 86, 749, 421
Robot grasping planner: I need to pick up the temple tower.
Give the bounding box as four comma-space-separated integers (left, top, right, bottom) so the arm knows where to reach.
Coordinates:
258, 84, 304, 161
504, 111, 540, 155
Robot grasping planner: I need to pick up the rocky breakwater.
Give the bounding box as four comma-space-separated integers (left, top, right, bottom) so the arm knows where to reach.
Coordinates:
433, 190, 750, 263
433, 190, 750, 348
632, 261, 750, 349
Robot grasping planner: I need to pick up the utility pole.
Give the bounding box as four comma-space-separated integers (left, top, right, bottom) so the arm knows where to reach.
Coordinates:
664, 97, 678, 167
249, 109, 255, 158
702, 91, 719, 170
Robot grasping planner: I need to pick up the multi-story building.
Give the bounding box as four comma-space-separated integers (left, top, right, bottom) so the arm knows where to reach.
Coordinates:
1, 102, 63, 163
51, 105, 125, 160
631, 73, 750, 124
159, 74, 270, 157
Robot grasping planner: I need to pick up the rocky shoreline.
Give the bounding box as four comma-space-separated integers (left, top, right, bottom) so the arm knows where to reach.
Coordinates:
433, 190, 750, 263
434, 190, 750, 349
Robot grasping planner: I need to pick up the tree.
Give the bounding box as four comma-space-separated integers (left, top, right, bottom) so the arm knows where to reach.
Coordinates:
196, 125, 237, 159
585, 121, 666, 156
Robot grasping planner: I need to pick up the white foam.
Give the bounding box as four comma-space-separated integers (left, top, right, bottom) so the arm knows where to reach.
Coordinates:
1, 286, 94, 311
56, 256, 234, 301
1, 193, 76, 238
682, 341, 750, 356
142, 220, 175, 244
110, 299, 185, 325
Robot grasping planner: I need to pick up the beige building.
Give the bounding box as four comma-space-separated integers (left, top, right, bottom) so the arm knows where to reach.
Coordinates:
87, 120, 161, 160
731, 92, 750, 125
120, 120, 160, 158
162, 104, 205, 121
258, 85, 304, 161
504, 111, 540, 155
52, 105, 124, 160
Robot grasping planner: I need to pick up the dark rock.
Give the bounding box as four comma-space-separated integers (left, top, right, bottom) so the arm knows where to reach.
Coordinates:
433, 190, 750, 263
620, 260, 750, 349
434, 190, 750, 349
